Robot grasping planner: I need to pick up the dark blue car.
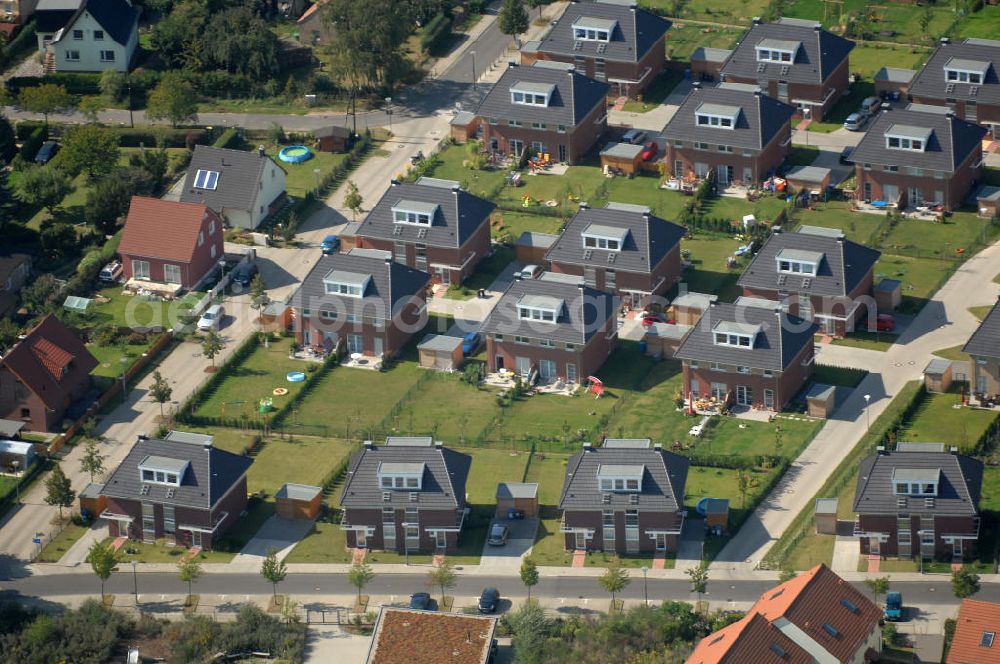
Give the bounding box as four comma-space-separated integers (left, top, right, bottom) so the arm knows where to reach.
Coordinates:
462, 331, 482, 356
409, 592, 432, 610
231, 262, 258, 287
321, 235, 340, 255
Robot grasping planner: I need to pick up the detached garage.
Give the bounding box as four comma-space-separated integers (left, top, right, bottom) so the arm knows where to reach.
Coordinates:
495, 482, 538, 518
418, 335, 464, 372
275, 483, 323, 520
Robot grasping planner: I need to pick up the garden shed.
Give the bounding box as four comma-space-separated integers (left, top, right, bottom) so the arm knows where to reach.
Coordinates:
314, 125, 352, 153
923, 358, 953, 394
669, 292, 717, 326
0, 440, 36, 475
806, 384, 837, 418
0, 419, 24, 440
873, 67, 915, 99
449, 110, 480, 142
600, 142, 643, 175
643, 322, 690, 358
977, 186, 1000, 219
495, 482, 538, 518
690, 47, 732, 82
78, 482, 107, 520
784, 165, 831, 193
417, 335, 464, 372
275, 483, 323, 520
702, 498, 729, 533
515, 231, 558, 266
814, 498, 838, 535
259, 301, 291, 333
874, 278, 901, 312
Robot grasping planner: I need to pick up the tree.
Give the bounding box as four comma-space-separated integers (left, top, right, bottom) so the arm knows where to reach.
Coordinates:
87, 540, 120, 600
204, 7, 279, 77
77, 96, 104, 123
322, 0, 413, 91
80, 440, 105, 484
597, 556, 630, 605
919, 6, 933, 35
85, 173, 140, 235
149, 370, 173, 419
498, 0, 529, 47
0, 115, 17, 162
177, 558, 203, 605
59, 125, 121, 179
44, 465, 75, 519
736, 470, 750, 509
343, 179, 363, 221
865, 576, 891, 606
14, 166, 72, 214
145, 72, 198, 127
260, 547, 287, 598
526, 0, 546, 20
685, 561, 709, 603
40, 222, 78, 261
202, 330, 222, 368
249, 273, 267, 309
99, 70, 128, 102
17, 84, 75, 125
520, 558, 539, 601
20, 273, 60, 314
0, 318, 19, 353
347, 563, 374, 603
427, 560, 457, 604
952, 568, 980, 599
507, 602, 552, 664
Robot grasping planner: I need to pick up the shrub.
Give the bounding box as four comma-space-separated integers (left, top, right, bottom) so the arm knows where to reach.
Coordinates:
18, 126, 47, 161
212, 127, 243, 149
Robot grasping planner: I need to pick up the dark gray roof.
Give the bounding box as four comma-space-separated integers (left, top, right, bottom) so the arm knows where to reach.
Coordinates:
672, 292, 717, 309
0, 419, 24, 438
692, 47, 733, 63
475, 63, 609, 127
276, 483, 322, 501
923, 358, 952, 375
737, 228, 881, 298
35, 0, 81, 33
356, 179, 495, 249
785, 165, 830, 184
516, 231, 559, 249
559, 445, 688, 511
673, 302, 817, 371
479, 278, 617, 344
418, 334, 462, 352
853, 449, 983, 516
544, 203, 685, 275
849, 108, 987, 173
314, 125, 351, 138
496, 482, 538, 499
662, 84, 796, 150
340, 442, 470, 510
908, 39, 1000, 106
100, 436, 252, 510
962, 300, 1000, 358
720, 18, 855, 86
535, 0, 670, 64
875, 67, 915, 84
289, 249, 430, 319
180, 146, 283, 213
53, 0, 138, 45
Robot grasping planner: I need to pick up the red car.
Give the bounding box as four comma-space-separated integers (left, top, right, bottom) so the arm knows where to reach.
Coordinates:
641, 313, 670, 328
874, 314, 895, 332
640, 141, 658, 161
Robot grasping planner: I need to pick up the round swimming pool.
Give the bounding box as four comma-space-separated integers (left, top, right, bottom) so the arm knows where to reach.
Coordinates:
278, 145, 313, 164
286, 371, 306, 383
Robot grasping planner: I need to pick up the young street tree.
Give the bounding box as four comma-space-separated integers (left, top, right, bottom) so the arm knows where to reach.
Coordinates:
343, 180, 363, 221
499, 0, 529, 48
520, 558, 540, 601
88, 540, 120, 601
177, 558, 203, 606
44, 464, 75, 519
80, 440, 106, 484
347, 562, 375, 603
249, 273, 267, 309
202, 330, 222, 368
260, 547, 288, 599
149, 370, 173, 419
427, 560, 458, 604
597, 556, 630, 606
18, 84, 75, 125
14, 166, 72, 215
58, 125, 121, 179
145, 72, 198, 127
526, 0, 547, 20
952, 568, 981, 599
686, 561, 709, 604
864, 576, 891, 606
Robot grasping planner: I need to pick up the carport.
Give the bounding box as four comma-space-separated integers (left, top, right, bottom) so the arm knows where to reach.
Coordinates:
495, 482, 538, 518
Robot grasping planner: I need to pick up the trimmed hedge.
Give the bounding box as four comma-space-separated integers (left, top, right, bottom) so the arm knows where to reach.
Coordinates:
421, 12, 453, 54
1, 20, 37, 66
14, 120, 45, 140
175, 333, 263, 424
106, 126, 209, 148
19, 126, 47, 161
212, 127, 241, 149
8, 72, 102, 96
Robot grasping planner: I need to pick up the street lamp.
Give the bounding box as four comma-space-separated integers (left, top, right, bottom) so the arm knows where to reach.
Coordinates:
470, 50, 477, 91
641, 566, 649, 607
11, 459, 19, 505
863, 394, 871, 432
131, 560, 139, 605
120, 355, 130, 404
385, 97, 393, 132
126, 80, 134, 128
313, 167, 322, 192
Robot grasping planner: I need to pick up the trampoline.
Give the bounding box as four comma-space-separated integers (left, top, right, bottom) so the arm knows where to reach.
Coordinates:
278, 145, 313, 163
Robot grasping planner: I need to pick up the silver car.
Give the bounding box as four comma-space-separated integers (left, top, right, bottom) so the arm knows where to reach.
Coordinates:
197, 304, 225, 331
843, 112, 867, 131
487, 524, 509, 546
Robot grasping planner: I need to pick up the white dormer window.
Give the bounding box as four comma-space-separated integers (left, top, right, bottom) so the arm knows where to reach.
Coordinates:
944, 59, 988, 85
597, 464, 643, 492
892, 468, 939, 496
517, 294, 562, 323
581, 223, 628, 252
518, 306, 557, 322
510, 82, 555, 107
714, 332, 753, 347
775, 248, 822, 276
572, 17, 616, 42
323, 269, 370, 298
392, 201, 438, 226
777, 259, 816, 275
885, 124, 931, 153
378, 462, 425, 491
712, 321, 759, 348
755, 39, 799, 63
886, 136, 924, 151
695, 103, 739, 130
138, 456, 188, 488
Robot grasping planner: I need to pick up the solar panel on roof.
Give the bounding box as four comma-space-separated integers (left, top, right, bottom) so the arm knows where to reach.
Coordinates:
194, 169, 220, 190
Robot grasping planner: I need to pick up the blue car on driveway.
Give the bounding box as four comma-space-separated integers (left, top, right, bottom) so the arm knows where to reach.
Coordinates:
321, 235, 340, 255
409, 592, 432, 610
462, 332, 482, 356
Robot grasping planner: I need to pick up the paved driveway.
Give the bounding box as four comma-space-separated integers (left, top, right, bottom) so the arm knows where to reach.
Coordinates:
231, 516, 315, 565
477, 517, 539, 571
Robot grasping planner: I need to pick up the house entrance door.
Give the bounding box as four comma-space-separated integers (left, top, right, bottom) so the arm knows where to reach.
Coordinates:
495, 355, 504, 371
869, 536, 880, 556
574, 531, 587, 550
191, 531, 202, 548
655, 534, 667, 551
953, 539, 963, 558
435, 531, 447, 549
374, 337, 383, 357
356, 529, 367, 548
509, 139, 524, 157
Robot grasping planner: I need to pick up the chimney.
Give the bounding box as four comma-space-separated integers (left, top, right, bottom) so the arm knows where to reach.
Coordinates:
137, 433, 148, 442
813, 24, 821, 31
435, 440, 443, 449
630, 2, 637, 9
876, 445, 886, 454
754, 88, 762, 96
773, 225, 782, 234
508, 60, 518, 68
950, 446, 958, 454
390, 178, 399, 186
940, 37, 950, 45
752, 16, 761, 25
258, 145, 265, 157
578, 201, 589, 210
653, 443, 662, 451
583, 442, 592, 452
692, 81, 702, 90
364, 440, 374, 449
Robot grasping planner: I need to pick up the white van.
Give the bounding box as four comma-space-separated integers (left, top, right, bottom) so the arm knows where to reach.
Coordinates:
197, 304, 225, 331
860, 97, 881, 116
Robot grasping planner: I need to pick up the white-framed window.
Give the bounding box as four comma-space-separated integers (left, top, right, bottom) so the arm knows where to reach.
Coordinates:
208, 219, 216, 234
906, 167, 923, 177
133, 260, 150, 280
539, 339, 554, 348
763, 369, 773, 378
696, 113, 736, 129
378, 464, 424, 490
100, 50, 115, 62
583, 235, 621, 251
737, 366, 750, 374
193, 169, 219, 190
710, 362, 723, 371
714, 332, 753, 347
513, 335, 531, 344
72, 29, 83, 40
695, 142, 710, 150
557, 125, 566, 133
509, 119, 522, 127
531, 122, 545, 130
572, 23, 612, 42
718, 145, 733, 153
777, 259, 817, 275
197, 231, 204, 246
518, 305, 558, 322
945, 66, 985, 84
323, 278, 367, 297
882, 164, 899, 172
65, 50, 80, 61
510, 89, 551, 106
392, 206, 435, 226
139, 460, 187, 487
163, 264, 181, 284
885, 134, 926, 152
756, 47, 795, 63
94, 30, 104, 40
488, 117, 498, 125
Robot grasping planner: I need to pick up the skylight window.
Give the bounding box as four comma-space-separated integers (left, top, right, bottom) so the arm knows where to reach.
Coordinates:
193, 169, 219, 190
981, 631, 995, 648
841, 598, 860, 614
823, 624, 840, 638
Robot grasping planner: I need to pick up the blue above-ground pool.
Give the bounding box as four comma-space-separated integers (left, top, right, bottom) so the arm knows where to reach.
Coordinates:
278, 145, 313, 164
286, 371, 307, 382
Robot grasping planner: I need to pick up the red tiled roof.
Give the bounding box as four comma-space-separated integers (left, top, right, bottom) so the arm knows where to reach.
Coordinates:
687, 613, 813, 664
118, 197, 217, 264
31, 337, 74, 381
367, 608, 497, 664
948, 599, 1000, 663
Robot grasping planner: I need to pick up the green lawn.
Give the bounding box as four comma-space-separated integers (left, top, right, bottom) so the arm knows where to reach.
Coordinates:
88, 340, 159, 379
933, 345, 969, 363
900, 391, 999, 453
243, 437, 354, 499
970, 306, 992, 322
396, 373, 502, 443
684, 465, 778, 538
790, 202, 885, 245
875, 254, 954, 314
36, 523, 89, 563
423, 144, 507, 199
829, 331, 896, 353
265, 146, 347, 199
813, 365, 869, 388
700, 193, 788, 225
525, 453, 573, 567
497, 164, 607, 212
663, 23, 743, 61
284, 521, 354, 564
679, 233, 748, 300
86, 285, 204, 332
492, 210, 565, 242
460, 447, 532, 507
848, 44, 929, 80
603, 174, 688, 220
621, 69, 684, 112
113, 537, 236, 563
981, 466, 1000, 512
957, 5, 1000, 39
881, 212, 995, 258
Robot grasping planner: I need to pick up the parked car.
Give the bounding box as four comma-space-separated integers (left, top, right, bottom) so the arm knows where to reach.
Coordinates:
35, 141, 58, 164
839, 146, 854, 165
477, 588, 500, 614
487, 523, 509, 546
231, 262, 259, 287
843, 113, 867, 132
622, 129, 646, 145
874, 314, 896, 332
197, 304, 225, 332
409, 592, 432, 610
641, 312, 668, 328
517, 264, 542, 280
462, 331, 482, 356
99, 261, 123, 283
884, 591, 903, 621
640, 141, 658, 161
321, 235, 340, 255
860, 96, 881, 116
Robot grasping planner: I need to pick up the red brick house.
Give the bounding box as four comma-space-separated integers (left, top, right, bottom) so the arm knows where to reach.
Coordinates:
118, 197, 224, 290
719, 17, 854, 121
854, 443, 983, 561
0, 314, 97, 432
521, 0, 670, 98
947, 599, 1000, 664
662, 82, 796, 186
289, 248, 430, 359
355, 178, 494, 287
476, 61, 610, 165
560, 439, 688, 554
738, 226, 882, 336
907, 37, 1000, 138
673, 301, 818, 411
544, 202, 685, 308
340, 437, 471, 553
480, 273, 618, 385
100, 431, 252, 550
850, 106, 987, 212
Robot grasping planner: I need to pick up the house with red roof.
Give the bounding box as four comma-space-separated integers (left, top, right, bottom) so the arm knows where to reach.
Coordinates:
687, 564, 881, 664
0, 314, 97, 432
118, 197, 224, 291
948, 598, 1000, 663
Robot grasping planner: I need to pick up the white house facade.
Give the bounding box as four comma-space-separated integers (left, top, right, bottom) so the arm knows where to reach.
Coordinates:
49, 1, 138, 72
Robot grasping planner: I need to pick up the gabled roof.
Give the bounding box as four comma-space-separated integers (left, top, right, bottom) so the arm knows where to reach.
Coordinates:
849, 108, 986, 173
662, 83, 796, 151
963, 299, 1000, 359
908, 38, 1000, 106
314, 125, 351, 139
689, 564, 881, 664
479, 277, 617, 345
119, 197, 219, 263
673, 302, 816, 372
875, 67, 915, 84
720, 17, 855, 86
53, 0, 139, 45
356, 178, 495, 249
475, 62, 610, 127
180, 146, 284, 214
289, 249, 431, 320
738, 227, 881, 298
100, 434, 253, 510
534, 0, 670, 64
559, 442, 688, 512
853, 448, 983, 516
0, 314, 97, 410
367, 608, 497, 664
544, 203, 685, 275
340, 440, 470, 510
948, 599, 1000, 664
0, 254, 31, 286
